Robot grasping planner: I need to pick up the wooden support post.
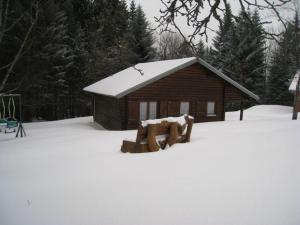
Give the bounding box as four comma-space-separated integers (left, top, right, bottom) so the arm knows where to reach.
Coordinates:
292, 81, 300, 120
240, 99, 244, 121
147, 124, 160, 152
16, 94, 26, 138
222, 84, 226, 121
93, 95, 96, 122
185, 117, 194, 142
168, 122, 179, 146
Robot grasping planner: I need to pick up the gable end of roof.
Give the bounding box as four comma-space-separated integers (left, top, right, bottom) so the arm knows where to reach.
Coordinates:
115, 58, 198, 98
196, 58, 260, 101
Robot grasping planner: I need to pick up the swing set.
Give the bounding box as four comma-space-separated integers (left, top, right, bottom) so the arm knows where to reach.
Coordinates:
0, 94, 26, 137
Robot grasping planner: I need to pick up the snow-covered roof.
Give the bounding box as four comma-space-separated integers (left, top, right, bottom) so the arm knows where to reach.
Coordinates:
289, 71, 300, 92
84, 57, 259, 101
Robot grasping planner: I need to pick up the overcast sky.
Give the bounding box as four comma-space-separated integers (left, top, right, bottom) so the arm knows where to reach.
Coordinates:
126, 0, 296, 45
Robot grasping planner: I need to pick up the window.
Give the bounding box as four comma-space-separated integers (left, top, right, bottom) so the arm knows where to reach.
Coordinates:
149, 102, 157, 119
140, 102, 147, 121
180, 102, 189, 115
207, 102, 216, 116
139, 101, 157, 120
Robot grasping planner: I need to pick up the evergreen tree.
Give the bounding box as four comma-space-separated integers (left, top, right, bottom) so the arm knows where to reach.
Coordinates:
41, 4, 75, 120
210, 3, 235, 74
130, 4, 155, 63
195, 40, 205, 58
195, 39, 210, 61
268, 14, 300, 105
211, 7, 266, 101
0, 0, 154, 121
231, 10, 266, 100
178, 41, 194, 58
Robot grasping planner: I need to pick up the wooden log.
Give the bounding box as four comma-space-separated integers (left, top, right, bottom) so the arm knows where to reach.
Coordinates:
177, 123, 186, 135
121, 140, 135, 153
167, 122, 179, 146
133, 143, 149, 153
185, 117, 194, 142
158, 139, 167, 149
147, 124, 160, 152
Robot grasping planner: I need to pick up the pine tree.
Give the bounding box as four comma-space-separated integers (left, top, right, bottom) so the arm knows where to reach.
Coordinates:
195, 39, 211, 61
195, 40, 205, 58
40, 2, 75, 120
0, 0, 153, 121
130, 4, 155, 63
231, 10, 266, 100
210, 3, 235, 75
129, 0, 136, 26
268, 14, 300, 105
248, 10, 266, 99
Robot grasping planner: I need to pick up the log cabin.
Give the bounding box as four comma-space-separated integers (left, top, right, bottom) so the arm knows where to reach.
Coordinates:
289, 71, 300, 112
84, 57, 259, 130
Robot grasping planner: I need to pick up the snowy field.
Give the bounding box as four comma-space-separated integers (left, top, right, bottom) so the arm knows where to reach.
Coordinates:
0, 105, 300, 225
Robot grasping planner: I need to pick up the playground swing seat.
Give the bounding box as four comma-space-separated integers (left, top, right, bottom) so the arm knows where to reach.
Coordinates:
0, 96, 19, 133
0, 118, 7, 132
5, 117, 18, 133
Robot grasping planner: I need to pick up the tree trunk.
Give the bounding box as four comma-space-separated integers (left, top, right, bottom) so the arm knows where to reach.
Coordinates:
0, 2, 38, 93
292, 74, 300, 120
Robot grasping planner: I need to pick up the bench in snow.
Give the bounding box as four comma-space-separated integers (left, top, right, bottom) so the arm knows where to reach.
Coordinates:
121, 115, 194, 153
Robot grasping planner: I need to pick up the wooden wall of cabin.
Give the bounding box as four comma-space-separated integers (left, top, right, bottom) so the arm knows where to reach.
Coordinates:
224, 84, 243, 101
94, 94, 124, 130
124, 63, 245, 129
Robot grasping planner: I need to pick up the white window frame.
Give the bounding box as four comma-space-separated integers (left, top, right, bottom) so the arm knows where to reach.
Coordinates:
149, 102, 157, 119
139, 102, 147, 121
180, 102, 190, 115
139, 101, 157, 121
207, 101, 216, 116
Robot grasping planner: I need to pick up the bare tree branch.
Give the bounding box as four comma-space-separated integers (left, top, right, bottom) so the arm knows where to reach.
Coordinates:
155, 0, 292, 48
132, 65, 144, 76
0, 1, 39, 92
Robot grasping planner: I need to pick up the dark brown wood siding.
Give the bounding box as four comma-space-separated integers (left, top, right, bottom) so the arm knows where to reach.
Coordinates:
297, 95, 300, 112
125, 63, 235, 128
94, 62, 250, 130
94, 94, 123, 130
224, 84, 243, 101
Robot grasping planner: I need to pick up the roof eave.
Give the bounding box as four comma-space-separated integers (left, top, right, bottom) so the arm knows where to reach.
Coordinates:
83, 88, 117, 98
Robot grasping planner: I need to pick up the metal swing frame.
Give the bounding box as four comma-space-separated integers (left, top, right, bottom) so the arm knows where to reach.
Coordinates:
0, 93, 26, 138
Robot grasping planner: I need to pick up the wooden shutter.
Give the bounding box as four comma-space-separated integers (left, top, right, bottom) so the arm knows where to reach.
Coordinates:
196, 101, 207, 122
167, 101, 180, 117
128, 101, 139, 127
159, 101, 168, 118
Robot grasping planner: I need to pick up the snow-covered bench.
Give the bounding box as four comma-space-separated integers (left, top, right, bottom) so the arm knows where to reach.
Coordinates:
121, 115, 194, 153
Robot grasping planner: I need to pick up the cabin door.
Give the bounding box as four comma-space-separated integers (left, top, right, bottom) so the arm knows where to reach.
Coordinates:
195, 101, 207, 122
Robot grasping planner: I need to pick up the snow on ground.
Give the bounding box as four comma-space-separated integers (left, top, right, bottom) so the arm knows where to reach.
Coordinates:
0, 105, 300, 225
